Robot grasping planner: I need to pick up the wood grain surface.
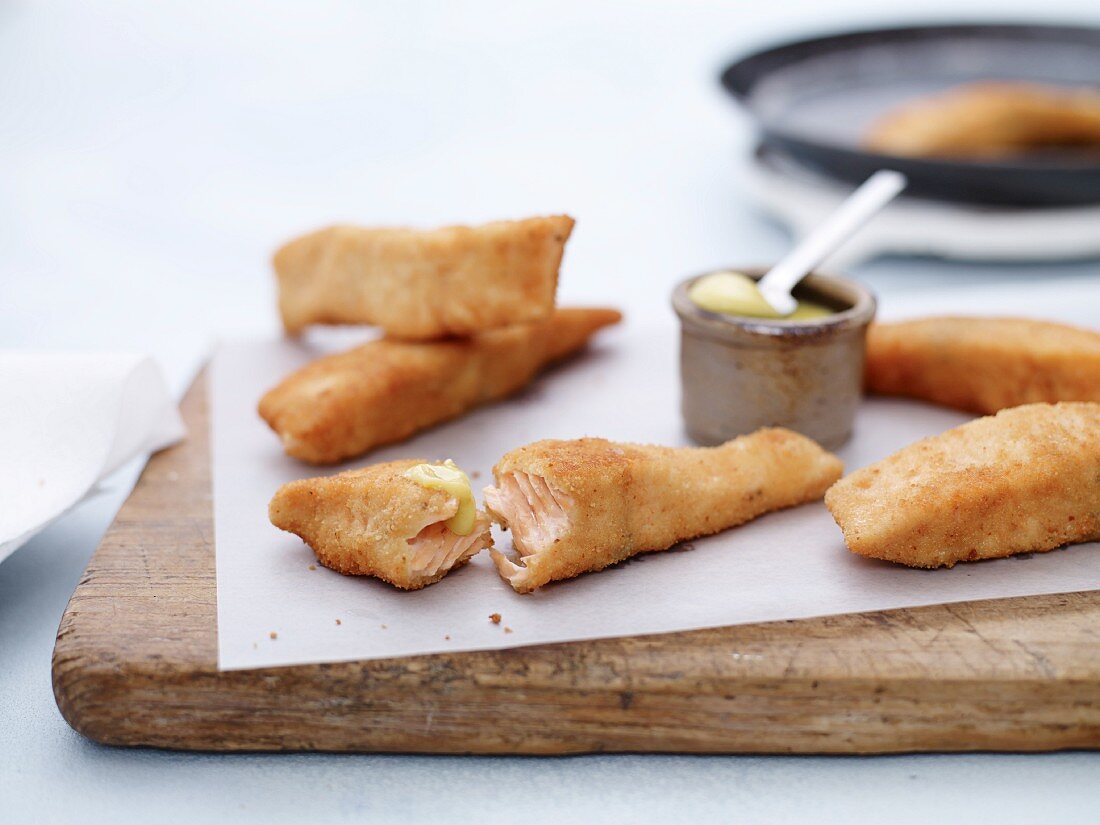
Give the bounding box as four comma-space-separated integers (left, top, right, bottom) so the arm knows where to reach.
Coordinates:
52, 373, 1100, 753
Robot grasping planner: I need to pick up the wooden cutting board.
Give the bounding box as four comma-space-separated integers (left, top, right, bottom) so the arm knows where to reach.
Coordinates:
52, 372, 1100, 753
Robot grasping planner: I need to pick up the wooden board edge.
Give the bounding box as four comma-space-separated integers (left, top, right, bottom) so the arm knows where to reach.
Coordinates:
49, 369, 1100, 754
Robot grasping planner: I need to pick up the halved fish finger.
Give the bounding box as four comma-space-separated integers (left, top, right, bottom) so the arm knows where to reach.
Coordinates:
484, 429, 843, 592
269, 459, 492, 590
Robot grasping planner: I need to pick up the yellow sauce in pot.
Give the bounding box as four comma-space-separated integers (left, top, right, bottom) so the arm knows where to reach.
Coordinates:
689, 271, 832, 320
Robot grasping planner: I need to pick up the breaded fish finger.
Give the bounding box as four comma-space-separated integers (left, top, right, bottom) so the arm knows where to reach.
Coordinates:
825, 402, 1100, 568
274, 215, 574, 339
484, 429, 843, 592
864, 316, 1100, 414
863, 82, 1100, 159
269, 459, 492, 590
259, 307, 622, 464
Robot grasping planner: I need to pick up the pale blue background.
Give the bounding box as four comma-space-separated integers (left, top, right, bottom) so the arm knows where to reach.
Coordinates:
3, 1, 1100, 822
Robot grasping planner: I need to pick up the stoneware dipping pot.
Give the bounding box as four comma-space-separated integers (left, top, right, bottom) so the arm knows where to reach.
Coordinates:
671, 267, 876, 451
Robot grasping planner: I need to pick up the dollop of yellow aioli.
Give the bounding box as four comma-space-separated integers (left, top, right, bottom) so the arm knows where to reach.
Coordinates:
403, 460, 477, 535
688, 271, 832, 320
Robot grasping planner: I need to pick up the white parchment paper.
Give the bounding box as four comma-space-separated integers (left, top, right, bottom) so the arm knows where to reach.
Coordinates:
214, 280, 1100, 671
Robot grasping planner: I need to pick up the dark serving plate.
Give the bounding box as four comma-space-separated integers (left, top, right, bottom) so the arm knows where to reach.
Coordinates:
720, 23, 1100, 206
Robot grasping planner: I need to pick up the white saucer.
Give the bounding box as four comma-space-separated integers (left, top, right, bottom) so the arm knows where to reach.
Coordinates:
742, 146, 1100, 267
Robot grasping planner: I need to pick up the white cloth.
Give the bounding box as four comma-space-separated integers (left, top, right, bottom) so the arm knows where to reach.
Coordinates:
0, 352, 185, 563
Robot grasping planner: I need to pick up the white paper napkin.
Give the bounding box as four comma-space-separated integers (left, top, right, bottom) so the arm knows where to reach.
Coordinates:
0, 352, 186, 564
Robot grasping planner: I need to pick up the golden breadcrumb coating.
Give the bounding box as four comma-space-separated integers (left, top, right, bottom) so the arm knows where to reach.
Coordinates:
864, 82, 1100, 159
274, 215, 574, 339
259, 307, 621, 464
865, 316, 1100, 414
269, 459, 493, 590
825, 402, 1100, 568
484, 429, 843, 592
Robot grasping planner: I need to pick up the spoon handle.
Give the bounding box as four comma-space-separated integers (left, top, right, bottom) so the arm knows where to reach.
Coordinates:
758, 170, 907, 306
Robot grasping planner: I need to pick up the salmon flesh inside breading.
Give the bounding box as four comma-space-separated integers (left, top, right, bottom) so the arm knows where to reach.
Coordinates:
269, 460, 493, 590
274, 215, 574, 339
406, 520, 492, 580
864, 316, 1100, 414
485, 472, 575, 564
258, 307, 622, 465
825, 402, 1100, 568
484, 430, 844, 593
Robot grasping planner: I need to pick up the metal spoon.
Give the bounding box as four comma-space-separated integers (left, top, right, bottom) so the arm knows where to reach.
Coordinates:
757, 169, 907, 316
